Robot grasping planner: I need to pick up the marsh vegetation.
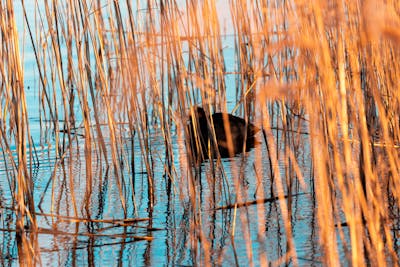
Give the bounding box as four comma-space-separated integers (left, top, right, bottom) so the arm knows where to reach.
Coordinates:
0, 0, 400, 266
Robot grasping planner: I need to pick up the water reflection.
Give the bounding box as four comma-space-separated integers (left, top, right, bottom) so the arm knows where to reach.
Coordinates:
0, 120, 318, 266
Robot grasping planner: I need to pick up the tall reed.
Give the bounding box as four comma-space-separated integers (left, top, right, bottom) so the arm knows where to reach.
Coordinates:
0, 0, 39, 265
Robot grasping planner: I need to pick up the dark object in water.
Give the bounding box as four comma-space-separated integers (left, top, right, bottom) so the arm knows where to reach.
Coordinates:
188, 106, 260, 160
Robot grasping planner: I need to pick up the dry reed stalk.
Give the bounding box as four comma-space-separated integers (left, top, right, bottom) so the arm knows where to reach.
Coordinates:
0, 0, 40, 265
289, 0, 400, 265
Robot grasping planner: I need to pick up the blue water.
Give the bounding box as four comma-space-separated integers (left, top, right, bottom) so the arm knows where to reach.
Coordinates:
0, 2, 328, 266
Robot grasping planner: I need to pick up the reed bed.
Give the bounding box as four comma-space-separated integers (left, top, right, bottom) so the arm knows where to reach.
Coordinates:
0, 0, 399, 266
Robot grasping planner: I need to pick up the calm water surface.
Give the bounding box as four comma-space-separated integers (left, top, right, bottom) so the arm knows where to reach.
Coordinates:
0, 2, 329, 266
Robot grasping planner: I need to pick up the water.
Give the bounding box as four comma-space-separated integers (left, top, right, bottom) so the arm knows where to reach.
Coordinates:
1, 121, 318, 266
0, 2, 355, 266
